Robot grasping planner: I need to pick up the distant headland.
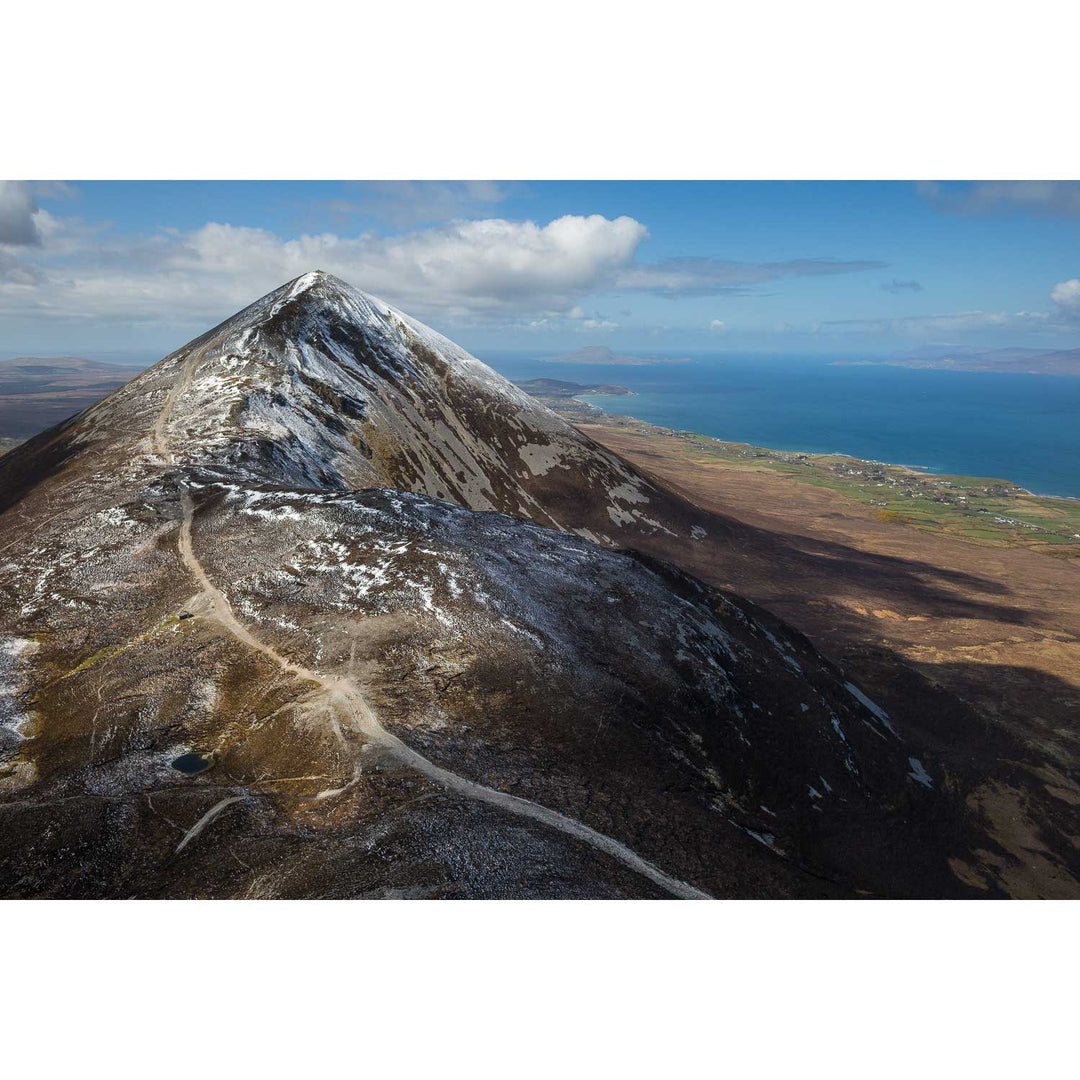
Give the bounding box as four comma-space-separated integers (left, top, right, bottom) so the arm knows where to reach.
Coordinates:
514, 377, 635, 398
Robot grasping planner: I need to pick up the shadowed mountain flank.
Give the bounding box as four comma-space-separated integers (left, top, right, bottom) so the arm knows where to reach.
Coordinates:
557, 415, 1080, 897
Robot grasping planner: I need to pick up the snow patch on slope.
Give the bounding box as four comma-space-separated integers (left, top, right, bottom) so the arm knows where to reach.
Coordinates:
843, 681, 900, 739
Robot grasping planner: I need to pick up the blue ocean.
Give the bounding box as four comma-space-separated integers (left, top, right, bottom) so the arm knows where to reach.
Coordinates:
484, 353, 1080, 499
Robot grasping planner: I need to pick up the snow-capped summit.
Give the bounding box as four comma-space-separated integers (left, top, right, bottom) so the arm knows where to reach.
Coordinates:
71, 271, 708, 544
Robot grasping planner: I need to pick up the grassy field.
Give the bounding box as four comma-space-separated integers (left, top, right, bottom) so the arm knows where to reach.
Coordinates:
559, 405, 1080, 560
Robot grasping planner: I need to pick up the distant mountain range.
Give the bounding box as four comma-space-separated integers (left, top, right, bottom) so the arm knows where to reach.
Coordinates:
835, 346, 1080, 375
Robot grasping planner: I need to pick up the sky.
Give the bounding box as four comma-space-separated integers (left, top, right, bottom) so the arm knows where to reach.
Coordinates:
2, 179, 1079, 364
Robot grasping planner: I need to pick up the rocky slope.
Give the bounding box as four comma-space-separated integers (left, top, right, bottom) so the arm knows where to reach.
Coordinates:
0, 273, 980, 898
57, 270, 712, 546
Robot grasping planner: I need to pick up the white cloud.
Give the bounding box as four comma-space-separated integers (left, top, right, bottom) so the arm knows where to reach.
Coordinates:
521, 309, 618, 334
615, 256, 883, 297
1050, 278, 1080, 321
0, 190, 894, 350
709, 318, 727, 332
565, 304, 618, 332
0, 213, 650, 328
0, 181, 41, 246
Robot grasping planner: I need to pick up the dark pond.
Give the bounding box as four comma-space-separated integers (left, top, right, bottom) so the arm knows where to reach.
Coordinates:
171, 751, 213, 775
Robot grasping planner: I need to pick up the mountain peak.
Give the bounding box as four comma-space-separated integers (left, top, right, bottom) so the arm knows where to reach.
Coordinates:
282, 268, 329, 297
279, 267, 346, 297
46, 273, 706, 544
260, 268, 389, 322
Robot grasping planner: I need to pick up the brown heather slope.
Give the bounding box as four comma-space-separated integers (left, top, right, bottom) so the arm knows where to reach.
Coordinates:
569, 415, 1080, 897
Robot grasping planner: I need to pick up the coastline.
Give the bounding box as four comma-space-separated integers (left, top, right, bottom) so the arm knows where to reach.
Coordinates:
558, 401, 1080, 559
572, 395, 1068, 501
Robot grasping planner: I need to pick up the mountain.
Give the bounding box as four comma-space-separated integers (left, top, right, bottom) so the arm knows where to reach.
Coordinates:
0, 356, 136, 437
0, 272, 975, 898
8, 273, 710, 549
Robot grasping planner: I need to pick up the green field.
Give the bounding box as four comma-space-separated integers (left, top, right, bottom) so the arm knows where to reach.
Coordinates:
573, 410, 1080, 560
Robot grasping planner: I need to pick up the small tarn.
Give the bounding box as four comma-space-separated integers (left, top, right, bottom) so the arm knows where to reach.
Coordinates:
171, 751, 213, 775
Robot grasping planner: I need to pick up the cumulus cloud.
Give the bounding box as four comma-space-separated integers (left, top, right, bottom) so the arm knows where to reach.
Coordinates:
0, 213, 650, 327
566, 305, 618, 332
708, 319, 727, 331
0, 249, 43, 285
615, 256, 883, 297
919, 181, 1080, 217
0, 199, 887, 339
1050, 278, 1080, 321
0, 181, 41, 246
189, 214, 649, 314
881, 278, 922, 294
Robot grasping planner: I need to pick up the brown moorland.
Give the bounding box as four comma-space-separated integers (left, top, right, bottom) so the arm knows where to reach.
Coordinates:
569, 412, 1080, 898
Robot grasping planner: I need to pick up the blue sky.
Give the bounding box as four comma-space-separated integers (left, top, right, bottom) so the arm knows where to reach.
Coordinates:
2, 180, 1079, 363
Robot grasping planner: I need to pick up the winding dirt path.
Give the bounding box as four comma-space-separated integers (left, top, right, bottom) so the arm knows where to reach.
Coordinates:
161, 348, 710, 898
179, 497, 708, 897
152, 345, 206, 461
175, 795, 247, 854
